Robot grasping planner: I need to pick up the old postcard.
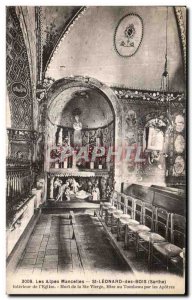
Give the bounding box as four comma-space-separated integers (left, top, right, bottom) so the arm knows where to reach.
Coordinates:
6, 6, 187, 295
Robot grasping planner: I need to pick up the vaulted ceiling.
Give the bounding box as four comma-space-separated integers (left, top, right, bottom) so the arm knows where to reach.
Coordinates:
47, 86, 114, 128
45, 6, 185, 91
11, 6, 186, 92
41, 6, 81, 71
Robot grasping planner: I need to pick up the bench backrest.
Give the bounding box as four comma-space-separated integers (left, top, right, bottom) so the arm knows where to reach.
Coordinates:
122, 183, 185, 216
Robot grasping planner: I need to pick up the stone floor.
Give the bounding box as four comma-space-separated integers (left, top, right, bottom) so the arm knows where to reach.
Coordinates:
16, 214, 81, 274
73, 214, 130, 272
16, 212, 131, 274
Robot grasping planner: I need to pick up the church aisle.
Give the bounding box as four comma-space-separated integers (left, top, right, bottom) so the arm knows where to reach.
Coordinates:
73, 213, 131, 272
16, 213, 82, 274
15, 212, 131, 275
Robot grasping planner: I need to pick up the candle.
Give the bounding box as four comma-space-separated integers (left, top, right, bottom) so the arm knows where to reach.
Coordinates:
64, 159, 68, 169
68, 131, 70, 146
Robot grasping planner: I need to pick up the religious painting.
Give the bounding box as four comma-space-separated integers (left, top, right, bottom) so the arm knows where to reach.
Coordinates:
174, 114, 185, 132
173, 155, 185, 176
147, 127, 164, 151
174, 134, 185, 153
124, 110, 137, 145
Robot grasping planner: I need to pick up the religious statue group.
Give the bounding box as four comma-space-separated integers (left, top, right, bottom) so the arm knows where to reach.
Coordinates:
53, 177, 100, 202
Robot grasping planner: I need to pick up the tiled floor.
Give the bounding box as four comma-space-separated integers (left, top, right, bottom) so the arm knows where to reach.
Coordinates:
16, 212, 130, 274
74, 214, 130, 272
16, 214, 82, 274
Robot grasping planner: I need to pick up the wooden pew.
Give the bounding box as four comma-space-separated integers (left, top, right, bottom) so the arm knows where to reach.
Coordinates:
122, 184, 185, 216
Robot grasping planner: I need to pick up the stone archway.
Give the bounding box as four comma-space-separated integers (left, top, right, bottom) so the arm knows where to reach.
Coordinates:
44, 76, 123, 198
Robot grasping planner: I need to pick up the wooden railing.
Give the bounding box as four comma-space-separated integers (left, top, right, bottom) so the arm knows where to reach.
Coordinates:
7, 168, 33, 199
6, 127, 43, 226
6, 159, 34, 226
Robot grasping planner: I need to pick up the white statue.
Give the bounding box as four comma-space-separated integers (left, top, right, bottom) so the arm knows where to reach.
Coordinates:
72, 178, 80, 194
92, 185, 100, 201
73, 115, 82, 147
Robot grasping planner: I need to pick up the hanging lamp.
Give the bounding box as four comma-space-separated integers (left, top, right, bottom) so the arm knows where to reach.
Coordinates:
161, 7, 169, 92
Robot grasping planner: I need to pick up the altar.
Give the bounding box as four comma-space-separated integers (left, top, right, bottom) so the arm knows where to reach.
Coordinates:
47, 168, 112, 202
45, 88, 115, 204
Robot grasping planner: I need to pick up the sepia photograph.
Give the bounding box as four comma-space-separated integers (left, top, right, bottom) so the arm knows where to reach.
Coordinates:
5, 4, 187, 295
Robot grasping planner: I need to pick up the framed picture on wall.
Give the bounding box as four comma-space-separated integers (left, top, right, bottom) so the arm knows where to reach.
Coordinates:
147, 127, 164, 151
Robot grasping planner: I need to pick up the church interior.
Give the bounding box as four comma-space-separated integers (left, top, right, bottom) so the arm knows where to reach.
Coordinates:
6, 6, 186, 277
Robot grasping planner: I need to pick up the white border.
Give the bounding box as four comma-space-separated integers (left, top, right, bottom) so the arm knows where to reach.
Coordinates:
0, 1, 191, 299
